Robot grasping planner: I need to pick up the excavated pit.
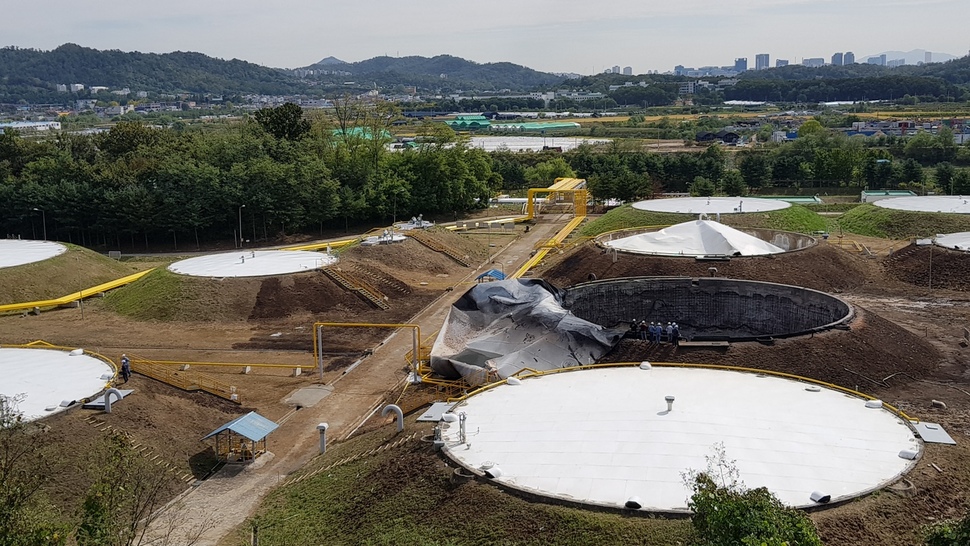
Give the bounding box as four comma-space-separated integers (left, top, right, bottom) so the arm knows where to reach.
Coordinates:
564, 277, 852, 341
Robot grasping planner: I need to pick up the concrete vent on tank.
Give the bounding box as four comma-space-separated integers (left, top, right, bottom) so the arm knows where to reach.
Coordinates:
563, 277, 852, 341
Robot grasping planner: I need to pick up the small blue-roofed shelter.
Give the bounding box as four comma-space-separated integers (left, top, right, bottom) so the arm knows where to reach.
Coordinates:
203, 411, 278, 462
476, 268, 506, 282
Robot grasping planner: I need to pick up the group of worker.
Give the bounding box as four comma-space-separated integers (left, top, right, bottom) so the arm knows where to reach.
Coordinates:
630, 320, 680, 344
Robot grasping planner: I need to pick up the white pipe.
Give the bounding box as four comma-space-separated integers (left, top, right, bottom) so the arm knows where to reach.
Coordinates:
381, 404, 404, 432
317, 423, 329, 454
103, 388, 123, 413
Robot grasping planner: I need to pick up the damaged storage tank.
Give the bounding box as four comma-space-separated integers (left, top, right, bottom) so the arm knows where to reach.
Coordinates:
564, 277, 852, 342
430, 277, 852, 386
429, 279, 625, 386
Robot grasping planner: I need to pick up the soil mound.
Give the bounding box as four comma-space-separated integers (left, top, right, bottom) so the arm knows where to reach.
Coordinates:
601, 306, 944, 391
541, 242, 874, 293
885, 244, 970, 291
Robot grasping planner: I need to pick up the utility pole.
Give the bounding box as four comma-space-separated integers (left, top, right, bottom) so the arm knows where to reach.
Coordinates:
238, 204, 246, 248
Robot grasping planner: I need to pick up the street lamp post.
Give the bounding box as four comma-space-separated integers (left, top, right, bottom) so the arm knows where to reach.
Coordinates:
32, 208, 46, 241
238, 205, 246, 248
486, 221, 492, 262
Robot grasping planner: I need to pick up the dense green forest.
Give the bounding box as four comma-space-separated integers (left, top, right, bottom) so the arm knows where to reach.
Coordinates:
0, 104, 494, 250
3, 103, 970, 250
0, 44, 307, 103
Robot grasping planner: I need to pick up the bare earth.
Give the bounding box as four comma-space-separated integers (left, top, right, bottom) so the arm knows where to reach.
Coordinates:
4, 219, 970, 545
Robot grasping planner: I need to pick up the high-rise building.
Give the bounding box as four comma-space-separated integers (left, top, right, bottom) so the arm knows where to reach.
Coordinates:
831, 52, 844, 66
844, 51, 855, 64
803, 57, 825, 68
674, 65, 686, 76
925, 51, 932, 63
776, 59, 789, 67
734, 58, 748, 72
612, 65, 621, 74
622, 66, 633, 75
755, 53, 770, 70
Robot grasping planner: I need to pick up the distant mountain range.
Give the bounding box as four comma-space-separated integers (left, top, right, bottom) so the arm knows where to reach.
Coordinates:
0, 43, 967, 106
859, 49, 957, 65
299, 54, 563, 91
0, 43, 305, 102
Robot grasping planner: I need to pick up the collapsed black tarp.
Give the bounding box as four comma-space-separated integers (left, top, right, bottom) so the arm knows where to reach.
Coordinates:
430, 279, 624, 386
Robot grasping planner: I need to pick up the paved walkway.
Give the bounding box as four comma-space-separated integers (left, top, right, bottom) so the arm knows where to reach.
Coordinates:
144, 218, 568, 544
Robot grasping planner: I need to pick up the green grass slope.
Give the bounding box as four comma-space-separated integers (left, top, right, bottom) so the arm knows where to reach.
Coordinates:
579, 206, 694, 237
102, 268, 185, 321
837, 204, 970, 238
580, 204, 827, 237
103, 267, 261, 322
0, 243, 140, 305
237, 420, 694, 546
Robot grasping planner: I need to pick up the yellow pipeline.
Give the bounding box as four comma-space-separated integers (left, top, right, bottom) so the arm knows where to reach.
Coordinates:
511, 215, 586, 279
312, 321, 423, 378
283, 239, 358, 251
525, 187, 588, 220
0, 268, 154, 314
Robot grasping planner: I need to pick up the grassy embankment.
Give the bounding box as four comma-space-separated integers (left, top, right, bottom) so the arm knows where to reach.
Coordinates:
0, 244, 143, 306
836, 204, 970, 238
579, 204, 829, 238
102, 268, 186, 321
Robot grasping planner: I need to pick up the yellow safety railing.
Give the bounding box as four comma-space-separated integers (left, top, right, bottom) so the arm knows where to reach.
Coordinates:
129, 354, 240, 404
126, 359, 303, 370
0, 268, 155, 314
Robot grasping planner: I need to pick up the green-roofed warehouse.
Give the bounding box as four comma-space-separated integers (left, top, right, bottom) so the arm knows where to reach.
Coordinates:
444, 115, 491, 130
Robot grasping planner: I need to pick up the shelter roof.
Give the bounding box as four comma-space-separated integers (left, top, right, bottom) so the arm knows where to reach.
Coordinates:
476, 268, 506, 281
605, 220, 785, 257
203, 411, 278, 442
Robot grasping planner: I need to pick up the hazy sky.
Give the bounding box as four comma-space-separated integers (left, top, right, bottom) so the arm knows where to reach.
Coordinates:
6, 0, 968, 74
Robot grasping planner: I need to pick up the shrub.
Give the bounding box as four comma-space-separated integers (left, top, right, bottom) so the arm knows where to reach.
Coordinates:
923, 512, 970, 546
685, 444, 821, 546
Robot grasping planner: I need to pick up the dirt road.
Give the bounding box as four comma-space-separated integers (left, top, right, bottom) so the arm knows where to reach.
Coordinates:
147, 217, 569, 544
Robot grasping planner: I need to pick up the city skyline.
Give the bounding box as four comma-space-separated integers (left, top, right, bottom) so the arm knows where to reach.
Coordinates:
3, 0, 968, 75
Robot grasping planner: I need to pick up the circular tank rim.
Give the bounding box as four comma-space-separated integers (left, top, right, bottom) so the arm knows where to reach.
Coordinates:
594, 227, 818, 258
565, 276, 854, 341
440, 362, 921, 515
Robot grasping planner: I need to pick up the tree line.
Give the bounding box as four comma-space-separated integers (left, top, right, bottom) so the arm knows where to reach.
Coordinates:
5, 102, 970, 249
0, 102, 492, 250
